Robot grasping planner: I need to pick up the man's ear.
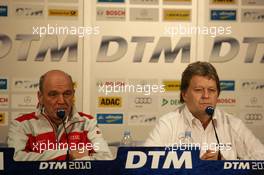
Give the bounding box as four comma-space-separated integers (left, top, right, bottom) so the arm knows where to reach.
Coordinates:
37, 91, 43, 106
181, 91, 187, 102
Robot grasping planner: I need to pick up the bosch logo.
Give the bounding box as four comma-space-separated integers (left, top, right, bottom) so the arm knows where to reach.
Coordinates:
134, 97, 152, 104
0, 98, 8, 103
106, 10, 125, 16
244, 113, 263, 121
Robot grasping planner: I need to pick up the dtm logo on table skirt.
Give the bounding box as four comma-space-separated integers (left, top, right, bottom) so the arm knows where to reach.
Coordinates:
125, 151, 192, 169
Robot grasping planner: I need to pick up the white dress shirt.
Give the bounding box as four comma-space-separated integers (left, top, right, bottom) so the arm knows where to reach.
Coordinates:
144, 104, 264, 160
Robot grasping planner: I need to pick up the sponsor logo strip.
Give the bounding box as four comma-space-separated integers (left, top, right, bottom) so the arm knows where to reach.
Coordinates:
0, 6, 8, 17
241, 9, 264, 22
96, 7, 125, 21
130, 0, 158, 5
242, 0, 264, 5
0, 112, 7, 125
220, 80, 235, 91
48, 9, 78, 17
0, 79, 8, 91
163, 80, 181, 92
130, 8, 159, 22
211, 0, 237, 5
97, 113, 123, 124
97, 0, 125, 2
211, 10, 237, 21
98, 97, 122, 107
163, 9, 191, 21
163, 0, 192, 5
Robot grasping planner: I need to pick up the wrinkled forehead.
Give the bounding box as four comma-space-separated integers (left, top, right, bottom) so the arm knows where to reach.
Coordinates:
42, 71, 73, 91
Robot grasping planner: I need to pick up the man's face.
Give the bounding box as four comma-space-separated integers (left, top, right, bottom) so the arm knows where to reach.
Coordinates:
182, 75, 219, 117
38, 71, 74, 124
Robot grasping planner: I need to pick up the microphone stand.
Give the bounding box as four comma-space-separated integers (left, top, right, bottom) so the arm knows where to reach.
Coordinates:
57, 110, 70, 162
205, 106, 221, 160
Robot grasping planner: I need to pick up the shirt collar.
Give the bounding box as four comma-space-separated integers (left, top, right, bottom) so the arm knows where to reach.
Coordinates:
182, 104, 219, 127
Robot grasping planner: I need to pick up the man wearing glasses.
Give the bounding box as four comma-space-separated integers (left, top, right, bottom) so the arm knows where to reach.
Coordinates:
8, 70, 112, 161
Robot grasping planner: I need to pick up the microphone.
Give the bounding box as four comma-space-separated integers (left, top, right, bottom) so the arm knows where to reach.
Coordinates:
205, 106, 221, 160
57, 109, 66, 119
56, 109, 70, 161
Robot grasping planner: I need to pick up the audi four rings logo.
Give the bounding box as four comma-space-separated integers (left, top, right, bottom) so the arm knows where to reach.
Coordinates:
134, 97, 152, 104
245, 113, 263, 120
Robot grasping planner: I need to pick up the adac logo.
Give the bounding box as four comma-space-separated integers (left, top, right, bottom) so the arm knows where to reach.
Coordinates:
0, 6, 8, 17
220, 80, 235, 91
98, 97, 122, 107
211, 10, 236, 21
97, 113, 123, 124
244, 113, 263, 121
163, 80, 181, 92
162, 98, 181, 107
0, 79, 8, 90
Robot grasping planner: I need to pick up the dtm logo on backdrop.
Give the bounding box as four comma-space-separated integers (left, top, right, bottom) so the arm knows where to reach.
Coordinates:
0, 34, 78, 61
96, 36, 264, 63
0, 35, 263, 63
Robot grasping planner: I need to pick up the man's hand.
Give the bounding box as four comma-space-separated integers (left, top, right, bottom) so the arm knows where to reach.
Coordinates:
70, 149, 89, 160
201, 149, 221, 160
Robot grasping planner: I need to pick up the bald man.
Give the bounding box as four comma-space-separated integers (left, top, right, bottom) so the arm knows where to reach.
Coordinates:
8, 70, 112, 161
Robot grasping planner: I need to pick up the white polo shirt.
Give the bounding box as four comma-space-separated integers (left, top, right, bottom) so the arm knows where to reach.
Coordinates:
144, 104, 264, 160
